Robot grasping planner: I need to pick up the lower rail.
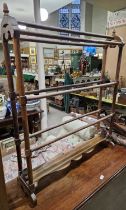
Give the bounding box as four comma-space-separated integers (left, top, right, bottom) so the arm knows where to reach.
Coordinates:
29, 109, 101, 139
31, 113, 113, 153
27, 82, 117, 101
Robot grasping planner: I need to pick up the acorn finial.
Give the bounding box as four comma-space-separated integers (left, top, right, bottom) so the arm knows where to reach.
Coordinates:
3, 3, 9, 15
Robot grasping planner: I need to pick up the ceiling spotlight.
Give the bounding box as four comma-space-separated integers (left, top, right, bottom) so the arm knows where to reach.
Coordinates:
18, 25, 26, 30
40, 8, 48, 21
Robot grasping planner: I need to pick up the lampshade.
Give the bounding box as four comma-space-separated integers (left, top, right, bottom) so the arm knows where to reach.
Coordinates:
40, 8, 48, 21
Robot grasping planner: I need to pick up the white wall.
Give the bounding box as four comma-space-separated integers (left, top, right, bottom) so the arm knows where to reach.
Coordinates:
80, 0, 86, 32
92, 5, 107, 53
92, 5, 107, 34
42, 11, 58, 27
85, 2, 93, 32
83, 2, 108, 35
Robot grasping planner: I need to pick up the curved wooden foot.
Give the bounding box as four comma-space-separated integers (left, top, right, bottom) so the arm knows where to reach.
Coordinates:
18, 175, 37, 207
30, 193, 37, 207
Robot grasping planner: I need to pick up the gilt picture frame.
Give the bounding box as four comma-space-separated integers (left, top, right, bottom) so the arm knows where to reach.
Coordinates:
29, 47, 36, 55
30, 55, 37, 64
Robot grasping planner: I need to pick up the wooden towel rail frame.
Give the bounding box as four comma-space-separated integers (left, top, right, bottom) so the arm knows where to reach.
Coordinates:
1, 3, 124, 206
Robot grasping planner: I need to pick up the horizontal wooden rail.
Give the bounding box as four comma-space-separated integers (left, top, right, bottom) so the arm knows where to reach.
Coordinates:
31, 113, 113, 152
20, 37, 106, 48
18, 30, 123, 46
23, 80, 102, 96
26, 82, 117, 101
18, 21, 114, 39
29, 109, 101, 139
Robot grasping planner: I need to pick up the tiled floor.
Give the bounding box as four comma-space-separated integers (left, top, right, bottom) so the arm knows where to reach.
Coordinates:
47, 107, 68, 136
3, 107, 69, 183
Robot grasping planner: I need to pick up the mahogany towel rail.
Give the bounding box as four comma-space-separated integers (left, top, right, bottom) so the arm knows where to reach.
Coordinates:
1, 2, 124, 206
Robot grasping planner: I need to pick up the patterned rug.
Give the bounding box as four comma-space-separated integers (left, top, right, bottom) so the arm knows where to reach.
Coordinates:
3, 135, 84, 183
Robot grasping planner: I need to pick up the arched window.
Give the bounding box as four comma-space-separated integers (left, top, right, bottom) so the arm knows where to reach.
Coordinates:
59, 7, 69, 36
59, 0, 80, 35
71, 0, 80, 31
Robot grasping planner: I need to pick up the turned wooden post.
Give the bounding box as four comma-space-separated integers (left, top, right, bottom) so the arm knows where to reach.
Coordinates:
13, 36, 33, 186
2, 3, 22, 174
97, 46, 108, 129
109, 46, 123, 135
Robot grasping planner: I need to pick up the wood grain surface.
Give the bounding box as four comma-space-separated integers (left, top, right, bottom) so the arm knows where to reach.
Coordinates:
6, 145, 126, 210
33, 135, 104, 182
0, 148, 9, 210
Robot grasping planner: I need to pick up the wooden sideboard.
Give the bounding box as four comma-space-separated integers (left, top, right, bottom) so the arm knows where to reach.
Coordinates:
0, 110, 42, 140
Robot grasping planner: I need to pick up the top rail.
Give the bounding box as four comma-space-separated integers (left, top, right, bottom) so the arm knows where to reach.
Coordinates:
31, 113, 113, 153
18, 21, 114, 40
18, 30, 123, 46
29, 109, 101, 139
20, 37, 106, 48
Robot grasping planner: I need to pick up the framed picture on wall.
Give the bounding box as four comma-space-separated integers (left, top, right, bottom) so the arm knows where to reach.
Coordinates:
29, 47, 36, 55
48, 59, 53, 65
59, 49, 71, 60
30, 55, 37, 64
54, 60, 58, 65
65, 60, 71, 66
44, 48, 54, 58
44, 59, 49, 64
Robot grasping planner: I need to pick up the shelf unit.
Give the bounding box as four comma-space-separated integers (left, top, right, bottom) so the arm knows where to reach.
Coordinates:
44, 47, 83, 72
10, 53, 29, 69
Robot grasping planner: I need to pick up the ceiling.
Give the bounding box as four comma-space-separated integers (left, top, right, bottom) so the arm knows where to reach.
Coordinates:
0, 0, 72, 22
0, 0, 126, 23
85, 0, 126, 11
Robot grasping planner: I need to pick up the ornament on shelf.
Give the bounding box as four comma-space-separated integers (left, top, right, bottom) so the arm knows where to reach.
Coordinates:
79, 53, 89, 75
